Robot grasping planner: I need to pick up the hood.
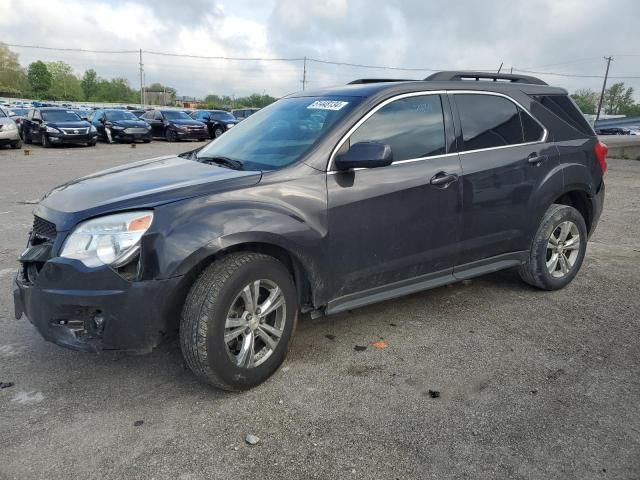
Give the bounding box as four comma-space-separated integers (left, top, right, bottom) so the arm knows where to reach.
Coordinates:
110, 119, 150, 128
46, 120, 91, 129
37, 155, 262, 231
170, 119, 205, 127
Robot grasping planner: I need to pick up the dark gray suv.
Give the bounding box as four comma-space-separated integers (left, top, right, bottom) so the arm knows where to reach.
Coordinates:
14, 71, 606, 391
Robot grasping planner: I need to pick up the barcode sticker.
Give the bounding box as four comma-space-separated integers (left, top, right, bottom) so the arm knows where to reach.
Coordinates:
307, 100, 349, 111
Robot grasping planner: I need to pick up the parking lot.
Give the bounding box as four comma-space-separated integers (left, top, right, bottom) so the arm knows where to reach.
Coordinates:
0, 142, 639, 479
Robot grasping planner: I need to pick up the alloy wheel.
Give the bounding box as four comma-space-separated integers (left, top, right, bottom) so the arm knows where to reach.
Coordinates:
224, 279, 286, 368
546, 221, 581, 278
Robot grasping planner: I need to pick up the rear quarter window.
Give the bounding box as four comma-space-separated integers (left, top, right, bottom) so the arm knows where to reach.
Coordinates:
532, 94, 595, 137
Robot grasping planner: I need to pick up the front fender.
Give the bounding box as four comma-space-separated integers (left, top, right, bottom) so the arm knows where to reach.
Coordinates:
143, 169, 329, 302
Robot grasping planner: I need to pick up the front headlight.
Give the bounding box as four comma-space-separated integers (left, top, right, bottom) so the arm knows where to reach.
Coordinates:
60, 211, 154, 268
145, 124, 152, 130
5, 122, 16, 130
89, 125, 97, 132
45, 126, 60, 134
111, 125, 125, 130
226, 123, 235, 129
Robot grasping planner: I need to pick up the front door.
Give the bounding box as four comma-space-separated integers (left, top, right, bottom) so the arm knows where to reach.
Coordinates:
327, 93, 462, 307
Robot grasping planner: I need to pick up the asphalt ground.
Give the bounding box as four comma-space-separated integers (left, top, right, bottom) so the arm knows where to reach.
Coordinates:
0, 141, 639, 480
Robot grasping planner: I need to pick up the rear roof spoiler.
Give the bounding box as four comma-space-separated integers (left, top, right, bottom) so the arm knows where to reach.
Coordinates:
424, 71, 547, 85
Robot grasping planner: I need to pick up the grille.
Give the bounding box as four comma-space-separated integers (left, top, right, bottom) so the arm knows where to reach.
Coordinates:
124, 127, 148, 134
61, 127, 89, 135
33, 216, 57, 241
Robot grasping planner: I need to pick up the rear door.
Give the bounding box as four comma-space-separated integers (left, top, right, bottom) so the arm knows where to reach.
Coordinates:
450, 92, 558, 271
327, 93, 462, 305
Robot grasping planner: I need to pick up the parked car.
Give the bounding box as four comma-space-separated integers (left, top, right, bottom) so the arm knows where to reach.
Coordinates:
231, 108, 260, 121
8, 107, 30, 138
74, 109, 93, 121
14, 71, 606, 391
22, 108, 98, 147
140, 109, 209, 141
89, 109, 152, 143
0, 108, 22, 149
596, 127, 631, 135
190, 109, 238, 138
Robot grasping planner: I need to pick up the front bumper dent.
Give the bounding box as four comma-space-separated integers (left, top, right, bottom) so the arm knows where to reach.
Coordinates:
13, 257, 183, 353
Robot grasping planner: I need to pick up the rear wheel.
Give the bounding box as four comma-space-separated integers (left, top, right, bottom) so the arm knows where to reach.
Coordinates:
180, 252, 298, 391
519, 204, 587, 290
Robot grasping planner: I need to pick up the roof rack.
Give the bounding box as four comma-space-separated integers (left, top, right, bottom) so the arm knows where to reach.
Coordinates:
424, 71, 547, 86
348, 78, 416, 84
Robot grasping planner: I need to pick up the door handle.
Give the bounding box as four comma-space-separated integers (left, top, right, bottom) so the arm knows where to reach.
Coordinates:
430, 171, 459, 188
527, 153, 547, 165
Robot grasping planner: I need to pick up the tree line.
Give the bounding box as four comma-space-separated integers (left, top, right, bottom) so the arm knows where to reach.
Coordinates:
0, 43, 276, 108
571, 83, 640, 117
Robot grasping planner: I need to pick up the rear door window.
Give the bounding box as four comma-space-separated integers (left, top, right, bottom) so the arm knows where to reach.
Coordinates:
455, 94, 523, 151
350, 95, 446, 161
519, 108, 545, 142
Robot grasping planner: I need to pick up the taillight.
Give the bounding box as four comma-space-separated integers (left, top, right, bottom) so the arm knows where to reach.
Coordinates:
594, 141, 608, 174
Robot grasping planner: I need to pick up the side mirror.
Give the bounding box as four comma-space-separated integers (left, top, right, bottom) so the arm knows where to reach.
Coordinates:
335, 141, 393, 170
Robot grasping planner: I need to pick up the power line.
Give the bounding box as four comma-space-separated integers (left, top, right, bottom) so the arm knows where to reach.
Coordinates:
5, 42, 640, 80
513, 67, 640, 80
3, 43, 137, 54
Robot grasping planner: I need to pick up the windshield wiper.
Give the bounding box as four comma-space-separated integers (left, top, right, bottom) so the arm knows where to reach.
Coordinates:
197, 155, 244, 170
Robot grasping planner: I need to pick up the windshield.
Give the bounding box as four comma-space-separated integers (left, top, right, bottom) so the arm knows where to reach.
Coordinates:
197, 96, 360, 171
11, 108, 29, 116
163, 110, 192, 120
0, 109, 6, 118
210, 111, 236, 121
105, 110, 139, 121
42, 110, 81, 122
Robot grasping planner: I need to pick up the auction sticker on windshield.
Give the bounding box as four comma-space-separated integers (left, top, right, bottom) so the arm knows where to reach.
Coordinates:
307, 100, 349, 111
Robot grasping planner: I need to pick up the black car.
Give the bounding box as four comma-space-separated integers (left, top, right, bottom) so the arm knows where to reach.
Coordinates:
89, 109, 152, 143
231, 107, 260, 121
14, 71, 606, 391
22, 108, 98, 147
595, 127, 631, 135
190, 109, 238, 138
140, 109, 208, 141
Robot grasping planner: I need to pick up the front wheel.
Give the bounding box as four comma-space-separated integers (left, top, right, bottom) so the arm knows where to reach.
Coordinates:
180, 252, 298, 391
42, 134, 51, 148
11, 139, 22, 149
214, 127, 224, 138
165, 128, 177, 142
519, 204, 587, 290
88, 140, 97, 147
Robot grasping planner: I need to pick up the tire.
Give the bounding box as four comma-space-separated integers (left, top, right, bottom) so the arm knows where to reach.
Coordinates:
42, 134, 51, 148
143, 139, 151, 143
214, 127, 224, 138
11, 139, 22, 149
165, 129, 177, 142
88, 140, 97, 147
518, 204, 588, 290
180, 252, 298, 391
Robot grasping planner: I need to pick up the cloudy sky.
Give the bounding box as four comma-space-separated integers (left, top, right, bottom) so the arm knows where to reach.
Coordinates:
1, 0, 639, 99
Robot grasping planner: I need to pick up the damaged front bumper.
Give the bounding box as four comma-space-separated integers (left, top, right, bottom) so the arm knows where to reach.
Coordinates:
13, 257, 183, 354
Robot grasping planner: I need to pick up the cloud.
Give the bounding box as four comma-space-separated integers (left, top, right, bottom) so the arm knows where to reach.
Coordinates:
1, 0, 639, 99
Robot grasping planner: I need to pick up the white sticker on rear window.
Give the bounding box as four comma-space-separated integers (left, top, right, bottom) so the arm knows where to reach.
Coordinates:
307, 100, 349, 111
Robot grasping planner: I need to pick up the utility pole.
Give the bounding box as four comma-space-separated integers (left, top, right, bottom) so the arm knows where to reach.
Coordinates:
596, 56, 613, 122
139, 48, 144, 107
301, 56, 307, 91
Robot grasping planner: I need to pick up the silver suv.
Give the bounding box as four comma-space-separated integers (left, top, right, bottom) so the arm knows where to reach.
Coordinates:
0, 107, 22, 149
